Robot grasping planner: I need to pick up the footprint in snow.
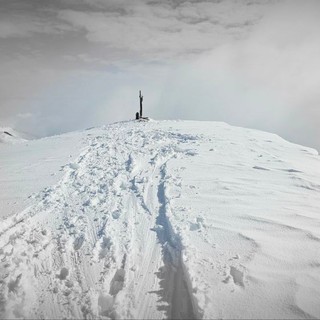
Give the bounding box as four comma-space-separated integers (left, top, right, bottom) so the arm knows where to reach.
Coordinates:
8, 273, 22, 293
99, 236, 113, 259
98, 293, 115, 318
189, 221, 201, 231
112, 211, 120, 219
73, 235, 85, 250
282, 168, 302, 173
230, 266, 245, 287
67, 163, 80, 170
109, 269, 125, 296
57, 267, 69, 280
189, 217, 204, 231
253, 166, 270, 171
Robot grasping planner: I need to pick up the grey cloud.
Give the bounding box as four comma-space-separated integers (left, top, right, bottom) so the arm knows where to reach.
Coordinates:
58, 0, 270, 61
148, 0, 320, 150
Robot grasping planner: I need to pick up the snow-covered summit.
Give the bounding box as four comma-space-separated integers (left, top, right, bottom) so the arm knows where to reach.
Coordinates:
0, 126, 32, 144
0, 120, 319, 319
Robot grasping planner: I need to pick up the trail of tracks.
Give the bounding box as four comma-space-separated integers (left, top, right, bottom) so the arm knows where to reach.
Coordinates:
0, 122, 202, 319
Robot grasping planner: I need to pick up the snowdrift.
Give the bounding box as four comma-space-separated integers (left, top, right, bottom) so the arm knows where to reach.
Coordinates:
0, 120, 319, 319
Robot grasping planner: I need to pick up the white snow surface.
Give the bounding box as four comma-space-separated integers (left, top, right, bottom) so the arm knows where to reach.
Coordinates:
0, 120, 320, 319
0, 129, 87, 219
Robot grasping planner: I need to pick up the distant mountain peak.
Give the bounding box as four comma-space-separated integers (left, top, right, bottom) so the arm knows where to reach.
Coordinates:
0, 126, 29, 144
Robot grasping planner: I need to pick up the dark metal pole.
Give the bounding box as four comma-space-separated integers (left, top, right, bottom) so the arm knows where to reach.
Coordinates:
139, 90, 143, 118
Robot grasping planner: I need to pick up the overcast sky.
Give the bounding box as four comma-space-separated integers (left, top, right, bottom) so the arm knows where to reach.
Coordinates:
1, 0, 320, 151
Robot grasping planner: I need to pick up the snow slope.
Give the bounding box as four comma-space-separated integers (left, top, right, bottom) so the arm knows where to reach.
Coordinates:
0, 127, 27, 144
0, 120, 320, 319
0, 127, 37, 144
0, 129, 89, 219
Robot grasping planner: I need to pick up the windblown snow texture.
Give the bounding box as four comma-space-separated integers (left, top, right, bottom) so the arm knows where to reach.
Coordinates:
0, 120, 320, 319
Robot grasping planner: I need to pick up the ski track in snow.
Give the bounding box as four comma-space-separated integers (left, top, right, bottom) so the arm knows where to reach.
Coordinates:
0, 122, 202, 319
1, 120, 320, 319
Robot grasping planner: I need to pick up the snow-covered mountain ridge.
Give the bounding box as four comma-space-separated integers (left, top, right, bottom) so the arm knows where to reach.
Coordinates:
0, 120, 319, 319
0, 127, 30, 144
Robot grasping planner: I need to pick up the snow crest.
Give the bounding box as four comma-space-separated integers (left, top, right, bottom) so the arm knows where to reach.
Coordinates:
0, 120, 320, 319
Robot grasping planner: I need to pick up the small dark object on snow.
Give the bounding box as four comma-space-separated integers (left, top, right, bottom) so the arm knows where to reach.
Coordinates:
136, 112, 140, 120
4, 131, 13, 137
